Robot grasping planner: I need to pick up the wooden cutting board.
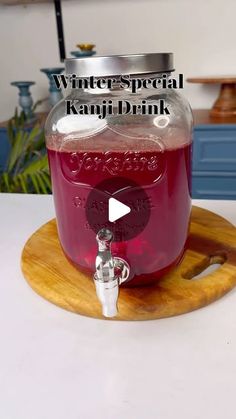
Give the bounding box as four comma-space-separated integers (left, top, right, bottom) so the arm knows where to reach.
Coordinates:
21, 206, 236, 321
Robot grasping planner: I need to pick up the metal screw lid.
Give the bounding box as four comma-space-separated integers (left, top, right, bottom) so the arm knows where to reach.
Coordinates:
65, 53, 174, 77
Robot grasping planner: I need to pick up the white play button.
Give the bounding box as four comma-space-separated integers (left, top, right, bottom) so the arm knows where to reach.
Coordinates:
108, 197, 131, 222
86, 177, 150, 241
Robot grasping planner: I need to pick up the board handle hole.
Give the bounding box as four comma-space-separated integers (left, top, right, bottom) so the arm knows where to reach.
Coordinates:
183, 253, 227, 280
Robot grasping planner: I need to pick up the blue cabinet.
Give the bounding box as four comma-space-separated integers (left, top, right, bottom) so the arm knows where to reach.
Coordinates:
0, 113, 45, 173
0, 128, 10, 172
192, 111, 236, 199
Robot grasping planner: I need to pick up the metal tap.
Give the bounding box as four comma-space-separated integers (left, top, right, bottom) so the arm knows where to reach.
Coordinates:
94, 228, 130, 318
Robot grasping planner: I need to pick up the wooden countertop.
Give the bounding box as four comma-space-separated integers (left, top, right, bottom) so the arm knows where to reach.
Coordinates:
193, 109, 236, 125
187, 76, 236, 84
0, 112, 47, 128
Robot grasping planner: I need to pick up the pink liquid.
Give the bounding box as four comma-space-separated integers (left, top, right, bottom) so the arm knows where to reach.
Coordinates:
47, 132, 191, 286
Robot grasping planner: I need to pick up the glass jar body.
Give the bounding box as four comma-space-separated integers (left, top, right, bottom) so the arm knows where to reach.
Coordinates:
45, 84, 192, 286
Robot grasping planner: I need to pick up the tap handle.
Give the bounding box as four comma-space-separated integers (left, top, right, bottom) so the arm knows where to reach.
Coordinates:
94, 228, 130, 318
96, 228, 113, 252
95, 228, 115, 282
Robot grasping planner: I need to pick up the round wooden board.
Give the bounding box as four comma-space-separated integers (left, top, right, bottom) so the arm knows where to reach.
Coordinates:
21, 206, 236, 321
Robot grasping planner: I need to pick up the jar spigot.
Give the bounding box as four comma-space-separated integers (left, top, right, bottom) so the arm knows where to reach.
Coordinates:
94, 228, 130, 318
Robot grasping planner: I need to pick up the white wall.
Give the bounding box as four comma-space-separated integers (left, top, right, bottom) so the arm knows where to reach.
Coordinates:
0, 0, 236, 121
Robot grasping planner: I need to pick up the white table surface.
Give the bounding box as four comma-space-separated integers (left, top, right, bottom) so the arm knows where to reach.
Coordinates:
0, 194, 236, 419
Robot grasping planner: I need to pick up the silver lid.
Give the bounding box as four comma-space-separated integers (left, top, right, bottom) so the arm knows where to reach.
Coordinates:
65, 53, 174, 77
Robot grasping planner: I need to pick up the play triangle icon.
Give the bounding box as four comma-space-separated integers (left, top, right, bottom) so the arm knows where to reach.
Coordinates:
108, 197, 131, 222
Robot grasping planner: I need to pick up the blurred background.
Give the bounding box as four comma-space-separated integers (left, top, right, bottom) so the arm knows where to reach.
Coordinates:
1, 0, 236, 119
0, 0, 236, 198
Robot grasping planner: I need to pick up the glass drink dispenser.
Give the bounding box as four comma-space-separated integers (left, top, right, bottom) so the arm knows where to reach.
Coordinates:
45, 53, 192, 317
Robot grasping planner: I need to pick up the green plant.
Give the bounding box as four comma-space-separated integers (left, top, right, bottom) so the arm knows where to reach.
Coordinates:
0, 108, 51, 194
